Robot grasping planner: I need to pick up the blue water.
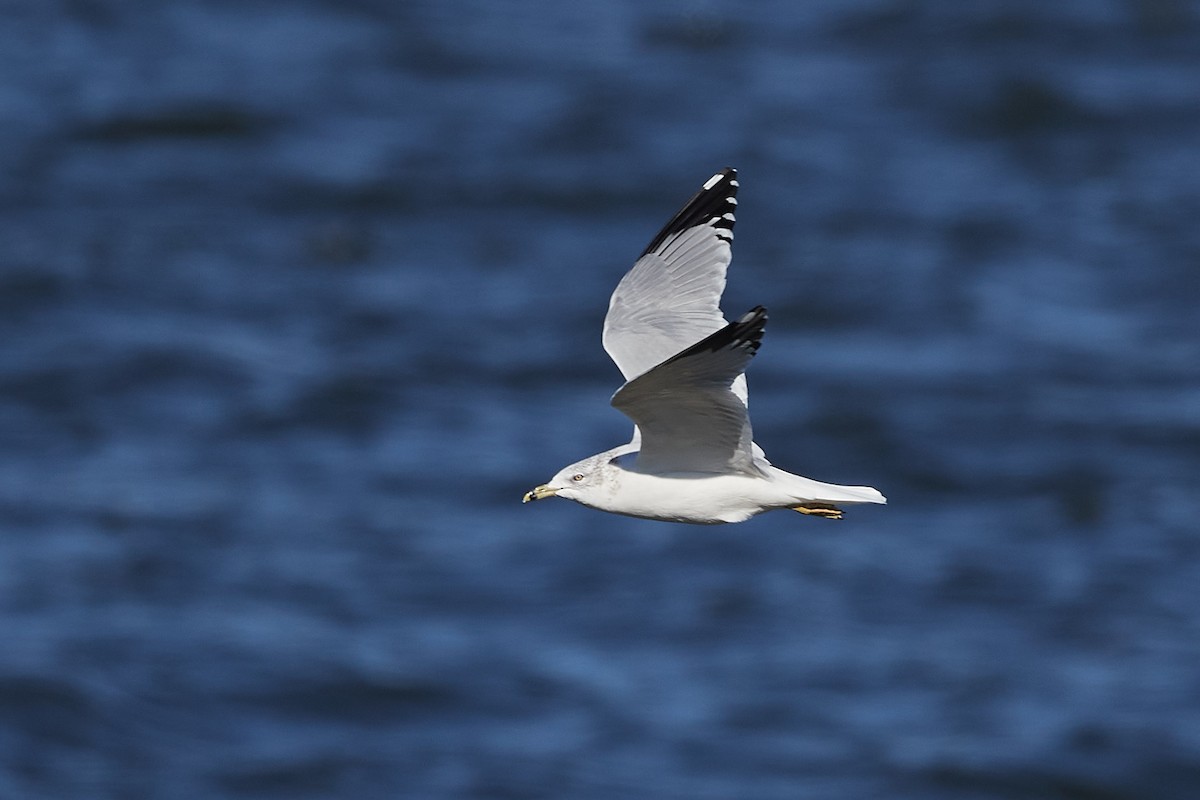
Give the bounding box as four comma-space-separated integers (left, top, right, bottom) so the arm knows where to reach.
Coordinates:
3, 2, 1199, 798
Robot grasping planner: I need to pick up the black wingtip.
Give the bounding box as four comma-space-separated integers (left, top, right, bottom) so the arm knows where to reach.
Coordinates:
738, 305, 766, 324
728, 306, 767, 356
641, 167, 739, 256
661, 306, 767, 367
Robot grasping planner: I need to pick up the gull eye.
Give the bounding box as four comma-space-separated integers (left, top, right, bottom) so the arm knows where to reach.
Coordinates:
571, 473, 585, 482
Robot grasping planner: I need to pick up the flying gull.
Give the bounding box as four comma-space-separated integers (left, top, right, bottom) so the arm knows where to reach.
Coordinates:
523, 168, 885, 523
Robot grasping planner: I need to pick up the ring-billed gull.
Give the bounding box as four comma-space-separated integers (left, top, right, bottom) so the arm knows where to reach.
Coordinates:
523, 168, 885, 524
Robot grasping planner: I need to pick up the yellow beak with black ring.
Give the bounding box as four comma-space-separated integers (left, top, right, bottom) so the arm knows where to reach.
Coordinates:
522, 484, 558, 503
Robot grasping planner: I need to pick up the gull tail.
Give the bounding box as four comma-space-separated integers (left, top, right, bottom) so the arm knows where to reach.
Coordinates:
772, 469, 886, 520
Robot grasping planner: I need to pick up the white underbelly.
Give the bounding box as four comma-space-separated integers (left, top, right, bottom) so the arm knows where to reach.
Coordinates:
593, 469, 787, 524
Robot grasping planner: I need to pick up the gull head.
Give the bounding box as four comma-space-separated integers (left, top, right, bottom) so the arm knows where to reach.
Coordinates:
522, 453, 616, 506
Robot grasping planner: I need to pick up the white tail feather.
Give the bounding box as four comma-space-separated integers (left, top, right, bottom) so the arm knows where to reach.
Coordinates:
771, 468, 887, 505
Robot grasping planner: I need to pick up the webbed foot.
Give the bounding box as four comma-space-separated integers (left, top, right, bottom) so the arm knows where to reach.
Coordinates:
791, 503, 844, 520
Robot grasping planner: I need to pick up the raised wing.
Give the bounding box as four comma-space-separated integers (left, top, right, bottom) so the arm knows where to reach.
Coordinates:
611, 307, 766, 476
602, 168, 739, 384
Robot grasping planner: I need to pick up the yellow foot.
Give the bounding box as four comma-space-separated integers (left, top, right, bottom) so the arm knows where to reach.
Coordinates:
792, 502, 844, 520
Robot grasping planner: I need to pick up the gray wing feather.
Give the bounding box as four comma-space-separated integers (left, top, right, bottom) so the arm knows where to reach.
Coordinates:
611, 307, 767, 475
602, 169, 744, 407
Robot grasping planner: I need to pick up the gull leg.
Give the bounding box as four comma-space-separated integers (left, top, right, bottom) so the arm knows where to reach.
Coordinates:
791, 503, 843, 520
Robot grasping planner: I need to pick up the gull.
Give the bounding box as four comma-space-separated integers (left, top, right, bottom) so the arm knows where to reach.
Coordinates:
523, 168, 885, 524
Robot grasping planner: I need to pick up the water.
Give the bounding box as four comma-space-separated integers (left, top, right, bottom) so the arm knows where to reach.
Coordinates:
2, 2, 1199, 798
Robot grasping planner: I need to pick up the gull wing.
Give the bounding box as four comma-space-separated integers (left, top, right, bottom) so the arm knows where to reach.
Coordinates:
611, 307, 767, 476
603, 168, 741, 389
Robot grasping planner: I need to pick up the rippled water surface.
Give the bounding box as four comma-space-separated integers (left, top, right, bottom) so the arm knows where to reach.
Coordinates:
3, 2, 1200, 798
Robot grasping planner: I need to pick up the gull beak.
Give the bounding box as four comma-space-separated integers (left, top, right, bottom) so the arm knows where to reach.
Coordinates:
522, 484, 558, 503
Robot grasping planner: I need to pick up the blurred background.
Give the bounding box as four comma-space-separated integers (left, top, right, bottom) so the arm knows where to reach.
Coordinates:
3, 1, 1199, 798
